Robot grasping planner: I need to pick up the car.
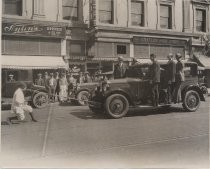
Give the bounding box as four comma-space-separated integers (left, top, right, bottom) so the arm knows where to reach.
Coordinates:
2, 81, 49, 109
69, 72, 114, 106
88, 61, 205, 119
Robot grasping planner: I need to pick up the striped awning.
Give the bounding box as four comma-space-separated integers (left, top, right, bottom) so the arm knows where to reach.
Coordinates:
193, 54, 210, 69
2, 55, 68, 70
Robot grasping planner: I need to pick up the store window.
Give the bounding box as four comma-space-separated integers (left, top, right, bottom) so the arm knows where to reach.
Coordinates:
62, 0, 78, 21
131, 0, 144, 26
3, 0, 22, 16
117, 45, 126, 55
196, 9, 206, 32
99, 0, 114, 24
160, 4, 172, 29
66, 41, 85, 56
3, 36, 61, 56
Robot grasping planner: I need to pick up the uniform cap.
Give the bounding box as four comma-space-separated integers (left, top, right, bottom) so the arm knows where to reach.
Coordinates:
9, 74, 14, 77
176, 53, 182, 59
118, 56, 124, 61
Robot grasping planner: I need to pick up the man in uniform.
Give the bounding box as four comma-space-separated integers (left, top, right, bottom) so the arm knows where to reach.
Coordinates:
166, 53, 176, 103
149, 54, 160, 107
114, 56, 128, 79
35, 73, 45, 86
46, 73, 57, 102
8, 74, 15, 82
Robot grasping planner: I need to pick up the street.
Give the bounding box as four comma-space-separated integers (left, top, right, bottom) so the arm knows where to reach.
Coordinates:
1, 99, 209, 168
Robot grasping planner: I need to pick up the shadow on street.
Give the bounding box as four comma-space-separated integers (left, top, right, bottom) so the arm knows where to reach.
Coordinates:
70, 106, 187, 120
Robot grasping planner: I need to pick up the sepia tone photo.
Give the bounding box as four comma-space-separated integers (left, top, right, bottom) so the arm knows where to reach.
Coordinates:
1, 0, 210, 168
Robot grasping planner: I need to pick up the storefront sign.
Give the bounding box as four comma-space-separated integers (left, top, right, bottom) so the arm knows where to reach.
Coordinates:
133, 37, 186, 46
2, 23, 66, 38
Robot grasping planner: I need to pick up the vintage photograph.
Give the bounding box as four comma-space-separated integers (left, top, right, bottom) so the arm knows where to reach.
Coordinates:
1, 0, 210, 168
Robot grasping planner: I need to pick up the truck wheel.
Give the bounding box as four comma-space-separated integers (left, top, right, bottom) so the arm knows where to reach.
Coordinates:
76, 90, 89, 106
105, 94, 129, 118
183, 90, 200, 112
32, 92, 48, 108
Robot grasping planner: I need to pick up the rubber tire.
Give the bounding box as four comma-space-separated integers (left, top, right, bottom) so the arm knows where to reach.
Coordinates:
182, 90, 200, 112
105, 94, 129, 119
76, 90, 89, 106
32, 92, 48, 108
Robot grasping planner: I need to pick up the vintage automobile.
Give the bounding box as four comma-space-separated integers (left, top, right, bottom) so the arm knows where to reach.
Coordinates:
69, 72, 114, 106
88, 61, 205, 118
2, 81, 49, 109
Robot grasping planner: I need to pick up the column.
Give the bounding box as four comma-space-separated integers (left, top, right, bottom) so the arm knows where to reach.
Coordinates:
183, 0, 191, 32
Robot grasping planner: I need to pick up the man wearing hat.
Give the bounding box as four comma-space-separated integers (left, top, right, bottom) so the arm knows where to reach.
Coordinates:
166, 53, 176, 103
174, 53, 185, 103
8, 74, 15, 82
149, 54, 160, 107
46, 73, 57, 102
84, 71, 92, 83
114, 56, 128, 79
55, 72, 60, 102
35, 73, 45, 86
43, 72, 49, 89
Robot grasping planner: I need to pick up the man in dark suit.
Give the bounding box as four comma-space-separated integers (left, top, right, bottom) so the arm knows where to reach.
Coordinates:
34, 73, 45, 86
166, 53, 176, 103
149, 54, 160, 107
114, 56, 128, 79
174, 53, 185, 103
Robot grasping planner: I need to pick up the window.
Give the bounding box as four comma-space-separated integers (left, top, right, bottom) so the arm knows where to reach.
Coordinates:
67, 41, 85, 56
131, 0, 144, 26
3, 0, 22, 16
62, 0, 78, 21
160, 5, 172, 29
117, 45, 126, 54
3, 36, 61, 56
99, 0, 113, 24
196, 9, 206, 32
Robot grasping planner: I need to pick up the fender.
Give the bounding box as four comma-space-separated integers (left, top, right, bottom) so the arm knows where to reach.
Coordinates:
182, 85, 205, 101
75, 88, 91, 96
104, 89, 134, 106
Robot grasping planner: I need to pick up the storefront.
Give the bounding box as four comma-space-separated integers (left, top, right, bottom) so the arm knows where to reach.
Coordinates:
2, 21, 67, 85
133, 36, 187, 59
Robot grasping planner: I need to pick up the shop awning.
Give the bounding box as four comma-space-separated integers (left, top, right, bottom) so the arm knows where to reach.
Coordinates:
2, 55, 68, 69
193, 55, 210, 69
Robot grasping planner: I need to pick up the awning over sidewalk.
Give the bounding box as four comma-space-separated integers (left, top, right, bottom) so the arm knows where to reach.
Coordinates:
193, 54, 210, 69
2, 55, 68, 69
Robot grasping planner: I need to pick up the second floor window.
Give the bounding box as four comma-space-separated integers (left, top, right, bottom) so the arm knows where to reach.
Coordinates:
99, 0, 113, 24
3, 0, 22, 16
131, 0, 144, 26
62, 0, 78, 21
196, 9, 206, 32
160, 4, 172, 29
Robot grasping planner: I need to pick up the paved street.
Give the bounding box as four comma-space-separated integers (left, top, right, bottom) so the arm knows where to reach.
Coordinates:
1, 99, 209, 168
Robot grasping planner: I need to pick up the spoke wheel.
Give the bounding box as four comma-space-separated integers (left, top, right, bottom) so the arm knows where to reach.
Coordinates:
183, 90, 200, 112
105, 94, 129, 118
76, 90, 89, 106
32, 92, 48, 108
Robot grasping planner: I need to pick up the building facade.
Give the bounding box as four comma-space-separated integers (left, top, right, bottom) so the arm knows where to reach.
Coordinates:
1, 0, 88, 92
84, 0, 210, 72
2, 0, 210, 87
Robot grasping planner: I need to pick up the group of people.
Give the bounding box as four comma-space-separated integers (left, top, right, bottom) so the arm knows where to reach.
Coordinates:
113, 53, 185, 107
34, 71, 94, 103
